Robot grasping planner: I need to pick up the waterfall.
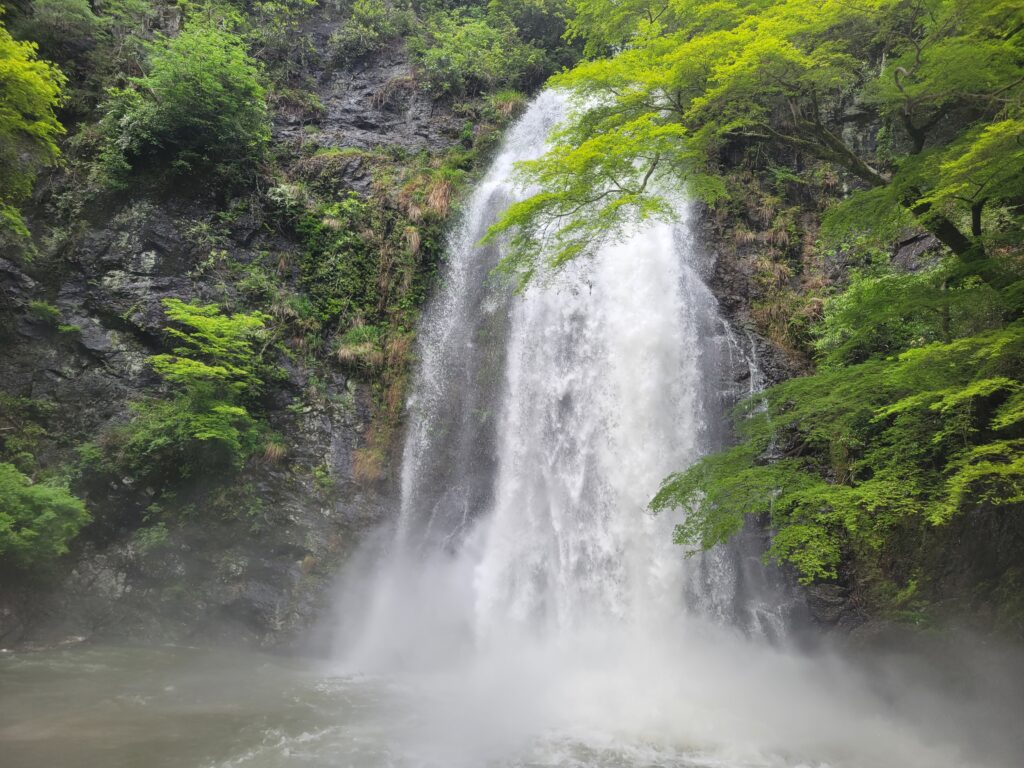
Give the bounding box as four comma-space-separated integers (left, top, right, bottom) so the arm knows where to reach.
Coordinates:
337, 90, 781, 670
325, 93, 1002, 768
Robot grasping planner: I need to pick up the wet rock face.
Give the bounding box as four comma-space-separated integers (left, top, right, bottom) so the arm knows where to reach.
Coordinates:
278, 42, 462, 154
695, 212, 804, 388
0, 197, 386, 649
12, 213, 396, 643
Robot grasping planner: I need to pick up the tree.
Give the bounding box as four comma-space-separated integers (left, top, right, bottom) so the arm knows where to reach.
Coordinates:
651, 301, 1024, 587
10, 0, 105, 73
487, 0, 1024, 281
0, 11, 66, 245
97, 16, 269, 186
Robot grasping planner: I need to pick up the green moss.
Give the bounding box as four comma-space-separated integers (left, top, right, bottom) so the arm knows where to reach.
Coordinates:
28, 300, 61, 323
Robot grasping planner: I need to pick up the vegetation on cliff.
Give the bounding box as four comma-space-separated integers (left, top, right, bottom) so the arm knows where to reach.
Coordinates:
81, 300, 273, 493
95, 17, 270, 188
0, 462, 88, 569
0, 0, 575, 575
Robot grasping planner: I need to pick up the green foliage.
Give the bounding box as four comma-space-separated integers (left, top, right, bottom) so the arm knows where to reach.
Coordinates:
132, 521, 169, 551
0, 393, 52, 474
0, 11, 66, 246
96, 17, 269, 187
289, 143, 467, 331
484, 108, 721, 284
335, 323, 386, 369
149, 298, 269, 398
86, 300, 270, 490
247, 0, 317, 73
10, 0, 105, 73
490, 0, 577, 65
485, 87, 527, 118
653, 267, 1024, 587
96, 383, 264, 480
330, 0, 415, 64
492, 0, 1024, 282
296, 193, 384, 324
410, 8, 546, 98
814, 262, 1012, 367
0, 462, 89, 569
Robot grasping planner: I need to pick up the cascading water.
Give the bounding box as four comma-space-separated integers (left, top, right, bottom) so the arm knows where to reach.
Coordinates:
323, 93, 1023, 768
337, 90, 779, 672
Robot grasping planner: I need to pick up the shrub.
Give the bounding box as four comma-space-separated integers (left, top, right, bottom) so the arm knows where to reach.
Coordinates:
0, 462, 89, 569
410, 9, 546, 98
0, 394, 51, 474
330, 0, 415, 64
85, 300, 271, 490
96, 18, 269, 187
149, 298, 270, 399
247, 0, 317, 73
98, 384, 264, 481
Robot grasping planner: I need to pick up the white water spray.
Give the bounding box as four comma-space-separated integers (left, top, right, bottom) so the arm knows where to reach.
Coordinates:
328, 93, 1023, 768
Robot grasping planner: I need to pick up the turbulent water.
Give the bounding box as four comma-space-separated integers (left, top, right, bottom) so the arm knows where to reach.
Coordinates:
1, 93, 1022, 768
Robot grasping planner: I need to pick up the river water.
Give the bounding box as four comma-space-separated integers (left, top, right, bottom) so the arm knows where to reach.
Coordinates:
1, 93, 1022, 768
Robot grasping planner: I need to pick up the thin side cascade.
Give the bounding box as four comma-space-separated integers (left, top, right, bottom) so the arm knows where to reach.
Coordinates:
335, 90, 788, 675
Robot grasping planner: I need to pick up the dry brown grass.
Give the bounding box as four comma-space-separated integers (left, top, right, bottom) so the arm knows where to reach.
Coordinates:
756, 195, 780, 225
271, 298, 298, 322
767, 226, 790, 247
352, 446, 385, 484
385, 333, 412, 369
427, 178, 452, 218
372, 75, 416, 110
406, 202, 423, 222
403, 226, 421, 256
336, 342, 386, 369
384, 378, 406, 417
262, 441, 287, 463
733, 226, 758, 247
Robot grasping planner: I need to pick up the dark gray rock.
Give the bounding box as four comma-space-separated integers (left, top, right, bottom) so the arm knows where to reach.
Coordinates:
273, 40, 463, 160
892, 233, 942, 272
0, 257, 37, 307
